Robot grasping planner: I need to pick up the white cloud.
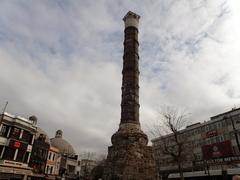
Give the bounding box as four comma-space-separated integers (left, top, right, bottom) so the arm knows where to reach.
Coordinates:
0, 0, 239, 154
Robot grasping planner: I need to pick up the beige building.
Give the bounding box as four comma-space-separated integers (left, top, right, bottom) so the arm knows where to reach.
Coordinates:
0, 112, 37, 180
45, 146, 61, 179
152, 107, 240, 178
50, 130, 78, 179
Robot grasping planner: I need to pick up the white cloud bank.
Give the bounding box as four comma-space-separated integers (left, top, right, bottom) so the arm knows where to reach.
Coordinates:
0, 0, 239, 154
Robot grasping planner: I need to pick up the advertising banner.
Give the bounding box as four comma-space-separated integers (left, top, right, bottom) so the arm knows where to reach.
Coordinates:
202, 140, 233, 160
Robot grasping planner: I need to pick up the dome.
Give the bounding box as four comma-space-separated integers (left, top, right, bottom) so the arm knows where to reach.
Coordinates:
50, 130, 75, 155
36, 127, 50, 144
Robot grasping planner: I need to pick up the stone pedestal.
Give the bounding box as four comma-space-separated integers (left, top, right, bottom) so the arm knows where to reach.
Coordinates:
103, 124, 158, 180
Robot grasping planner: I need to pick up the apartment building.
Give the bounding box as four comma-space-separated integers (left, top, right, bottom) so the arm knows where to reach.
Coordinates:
0, 112, 37, 180
152, 107, 240, 178
45, 146, 61, 179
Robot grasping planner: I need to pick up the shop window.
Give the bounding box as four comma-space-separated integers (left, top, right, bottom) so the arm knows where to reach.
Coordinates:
0, 124, 10, 137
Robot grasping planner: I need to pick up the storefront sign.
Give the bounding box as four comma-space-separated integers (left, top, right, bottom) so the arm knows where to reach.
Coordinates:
8, 139, 27, 151
206, 130, 218, 138
4, 160, 23, 166
195, 156, 240, 166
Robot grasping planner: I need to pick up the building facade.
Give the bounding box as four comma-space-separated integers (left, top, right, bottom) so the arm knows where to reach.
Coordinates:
0, 112, 37, 180
152, 107, 240, 178
50, 130, 78, 179
45, 146, 61, 179
29, 130, 50, 177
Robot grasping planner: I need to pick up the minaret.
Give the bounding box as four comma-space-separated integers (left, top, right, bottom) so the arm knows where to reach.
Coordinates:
103, 11, 158, 180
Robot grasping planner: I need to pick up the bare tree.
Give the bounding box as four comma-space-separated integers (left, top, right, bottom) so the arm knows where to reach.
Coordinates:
151, 106, 192, 180
79, 152, 96, 179
79, 152, 105, 179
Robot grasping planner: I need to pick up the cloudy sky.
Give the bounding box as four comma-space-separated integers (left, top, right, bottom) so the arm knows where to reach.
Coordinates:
0, 0, 240, 154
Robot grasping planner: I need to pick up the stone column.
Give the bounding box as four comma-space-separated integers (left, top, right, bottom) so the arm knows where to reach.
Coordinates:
120, 12, 140, 125
103, 11, 158, 180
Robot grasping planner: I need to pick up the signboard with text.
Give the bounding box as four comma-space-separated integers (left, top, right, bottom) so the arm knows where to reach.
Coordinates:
202, 140, 233, 160
8, 139, 28, 151
206, 130, 218, 138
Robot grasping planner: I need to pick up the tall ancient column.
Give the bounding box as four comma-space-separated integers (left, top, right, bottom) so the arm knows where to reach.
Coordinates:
120, 11, 140, 125
103, 11, 158, 180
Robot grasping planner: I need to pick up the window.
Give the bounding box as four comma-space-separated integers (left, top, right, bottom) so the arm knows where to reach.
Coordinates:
48, 152, 52, 160
217, 122, 222, 128
52, 153, 55, 161
222, 121, 226, 127
220, 135, 224, 141
0, 124, 10, 137
0, 145, 4, 156
226, 119, 232, 126
21, 130, 33, 144
46, 165, 49, 174
50, 166, 53, 174
230, 132, 235, 139
232, 146, 240, 155
224, 133, 230, 140
210, 137, 216, 144
10, 127, 21, 139
209, 124, 213, 130
23, 152, 29, 163
2, 147, 15, 160
16, 149, 26, 162
206, 139, 210, 145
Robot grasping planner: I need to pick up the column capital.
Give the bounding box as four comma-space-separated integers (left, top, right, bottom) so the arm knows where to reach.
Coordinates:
123, 11, 140, 29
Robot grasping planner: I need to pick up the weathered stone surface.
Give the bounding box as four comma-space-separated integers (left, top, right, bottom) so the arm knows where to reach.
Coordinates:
103, 11, 158, 180
103, 125, 158, 180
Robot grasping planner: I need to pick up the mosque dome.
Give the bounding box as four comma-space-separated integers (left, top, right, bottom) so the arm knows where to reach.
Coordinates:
36, 127, 50, 144
50, 130, 75, 156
